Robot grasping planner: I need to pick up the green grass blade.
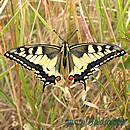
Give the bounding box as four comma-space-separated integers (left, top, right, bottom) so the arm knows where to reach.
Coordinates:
26, 1, 53, 34
94, 0, 103, 42
81, 1, 99, 42
19, 66, 37, 117
114, 0, 130, 36
92, 75, 122, 115
0, 88, 16, 108
0, 1, 27, 36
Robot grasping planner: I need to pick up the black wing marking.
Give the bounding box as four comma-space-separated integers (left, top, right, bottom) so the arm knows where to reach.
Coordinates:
4, 44, 61, 91
69, 43, 126, 90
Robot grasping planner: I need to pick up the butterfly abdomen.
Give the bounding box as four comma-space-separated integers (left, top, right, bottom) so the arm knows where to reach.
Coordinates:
62, 41, 69, 69
63, 57, 67, 69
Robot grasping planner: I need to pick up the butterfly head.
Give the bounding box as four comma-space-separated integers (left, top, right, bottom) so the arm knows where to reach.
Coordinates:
61, 40, 69, 46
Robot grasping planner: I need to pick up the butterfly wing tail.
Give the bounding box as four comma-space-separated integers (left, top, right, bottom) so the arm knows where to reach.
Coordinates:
42, 82, 46, 92
83, 80, 86, 90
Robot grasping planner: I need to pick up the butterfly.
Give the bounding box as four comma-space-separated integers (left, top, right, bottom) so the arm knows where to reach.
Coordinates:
4, 40, 126, 92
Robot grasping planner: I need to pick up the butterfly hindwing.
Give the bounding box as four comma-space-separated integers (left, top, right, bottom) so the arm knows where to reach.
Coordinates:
69, 43, 126, 89
4, 44, 62, 91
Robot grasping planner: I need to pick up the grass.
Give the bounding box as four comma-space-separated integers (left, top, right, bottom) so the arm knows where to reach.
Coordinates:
0, 0, 130, 129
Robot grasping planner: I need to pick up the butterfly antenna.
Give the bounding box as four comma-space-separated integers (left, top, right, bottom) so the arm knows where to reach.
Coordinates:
67, 30, 78, 42
53, 30, 66, 42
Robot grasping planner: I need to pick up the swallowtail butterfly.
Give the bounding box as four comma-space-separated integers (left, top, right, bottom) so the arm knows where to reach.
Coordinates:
4, 40, 126, 92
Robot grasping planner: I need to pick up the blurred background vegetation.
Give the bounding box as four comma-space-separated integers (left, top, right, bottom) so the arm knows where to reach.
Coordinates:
0, 0, 130, 129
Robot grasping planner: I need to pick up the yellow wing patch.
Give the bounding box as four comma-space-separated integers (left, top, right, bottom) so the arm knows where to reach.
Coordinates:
47, 56, 57, 70
74, 66, 80, 74
29, 55, 37, 62
39, 55, 50, 66
33, 55, 43, 64
88, 45, 95, 53
88, 54, 97, 61
72, 54, 83, 69
82, 53, 93, 63
26, 55, 33, 60
48, 67, 55, 76
35, 47, 43, 54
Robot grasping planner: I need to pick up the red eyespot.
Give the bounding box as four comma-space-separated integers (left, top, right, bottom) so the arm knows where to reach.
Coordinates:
69, 75, 74, 81
56, 76, 61, 82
